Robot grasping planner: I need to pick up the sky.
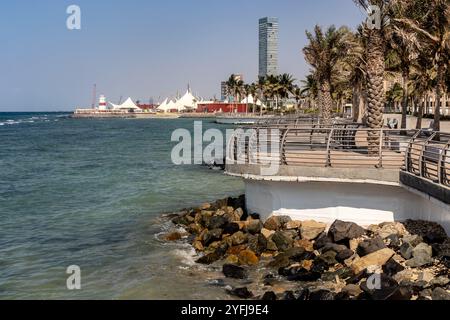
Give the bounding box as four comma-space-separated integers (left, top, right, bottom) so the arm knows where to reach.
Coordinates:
0, 0, 366, 111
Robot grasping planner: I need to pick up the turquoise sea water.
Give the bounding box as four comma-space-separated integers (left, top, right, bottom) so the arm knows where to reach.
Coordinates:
0, 113, 244, 299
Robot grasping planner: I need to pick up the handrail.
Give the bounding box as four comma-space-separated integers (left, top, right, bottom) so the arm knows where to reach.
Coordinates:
226, 126, 450, 188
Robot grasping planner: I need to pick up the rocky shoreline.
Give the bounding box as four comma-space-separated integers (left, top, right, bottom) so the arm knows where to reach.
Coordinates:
162, 195, 450, 300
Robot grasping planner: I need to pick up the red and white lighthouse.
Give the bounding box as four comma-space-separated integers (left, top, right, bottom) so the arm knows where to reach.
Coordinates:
98, 95, 107, 110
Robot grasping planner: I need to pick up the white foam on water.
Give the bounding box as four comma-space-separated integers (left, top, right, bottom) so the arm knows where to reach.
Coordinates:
172, 245, 199, 267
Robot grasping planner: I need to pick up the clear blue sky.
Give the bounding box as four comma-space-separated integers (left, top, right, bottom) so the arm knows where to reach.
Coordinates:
0, 0, 366, 111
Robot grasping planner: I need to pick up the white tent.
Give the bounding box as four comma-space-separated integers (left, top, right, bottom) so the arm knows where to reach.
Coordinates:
156, 98, 169, 112
110, 97, 142, 111
174, 90, 198, 111
241, 94, 265, 107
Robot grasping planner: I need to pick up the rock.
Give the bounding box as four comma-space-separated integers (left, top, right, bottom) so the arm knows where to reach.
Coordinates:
225, 254, 239, 264
228, 195, 245, 211
419, 289, 433, 300
385, 234, 401, 249
418, 270, 435, 283
163, 232, 183, 241
399, 242, 414, 260
282, 291, 296, 300
227, 244, 247, 255
406, 243, 433, 267
321, 267, 353, 281
277, 215, 292, 226
300, 220, 327, 240
196, 252, 221, 265
247, 234, 268, 255
349, 238, 363, 251
377, 222, 408, 239
250, 213, 260, 220
328, 220, 365, 243
432, 238, 450, 259
266, 255, 291, 269
393, 269, 417, 284
223, 222, 240, 235
321, 243, 354, 262
402, 235, 424, 247
204, 229, 224, 246
193, 241, 204, 251
285, 220, 302, 230
187, 223, 203, 235
382, 258, 405, 276
231, 208, 244, 222
261, 228, 275, 239
300, 260, 314, 271
342, 284, 363, 297
360, 274, 400, 300
223, 264, 248, 279
200, 203, 212, 210
261, 291, 277, 301
357, 237, 386, 257
318, 251, 338, 266
206, 216, 229, 230
314, 232, 333, 250
334, 292, 351, 300
296, 288, 310, 300
311, 260, 329, 274
271, 231, 294, 251
431, 287, 450, 300
294, 239, 314, 252
309, 290, 335, 300
263, 216, 281, 231
171, 215, 190, 226
430, 276, 450, 287
245, 219, 263, 234
227, 287, 253, 299
238, 249, 259, 266
286, 269, 322, 282
403, 220, 448, 244
351, 248, 395, 274
230, 231, 247, 246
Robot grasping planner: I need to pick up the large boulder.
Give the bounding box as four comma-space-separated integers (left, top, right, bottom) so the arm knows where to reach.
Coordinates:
351, 248, 395, 274
206, 215, 229, 230
357, 237, 386, 257
405, 243, 433, 267
230, 231, 247, 246
328, 220, 365, 243
245, 219, 263, 234
263, 216, 281, 231
300, 220, 327, 240
377, 222, 408, 239
271, 231, 294, 251
313, 232, 333, 250
203, 228, 223, 246
223, 264, 248, 279
226, 287, 253, 299
238, 249, 259, 266
247, 234, 268, 255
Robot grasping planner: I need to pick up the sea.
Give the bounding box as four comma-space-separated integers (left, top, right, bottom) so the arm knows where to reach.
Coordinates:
0, 112, 245, 299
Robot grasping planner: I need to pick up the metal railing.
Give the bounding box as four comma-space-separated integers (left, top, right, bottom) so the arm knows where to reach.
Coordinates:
227, 126, 450, 188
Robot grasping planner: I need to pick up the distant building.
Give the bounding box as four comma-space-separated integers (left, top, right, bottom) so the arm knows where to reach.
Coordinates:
259, 17, 279, 77
197, 102, 248, 113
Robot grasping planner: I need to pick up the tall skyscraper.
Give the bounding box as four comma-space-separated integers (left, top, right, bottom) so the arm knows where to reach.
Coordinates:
259, 17, 279, 78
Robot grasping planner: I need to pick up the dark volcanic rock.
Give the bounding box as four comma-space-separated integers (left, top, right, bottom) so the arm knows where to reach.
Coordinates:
382, 258, 405, 276
318, 250, 338, 265
223, 222, 240, 235
385, 234, 401, 249
282, 291, 296, 300
223, 264, 248, 279
360, 274, 400, 300
400, 242, 414, 260
203, 228, 223, 246
403, 220, 448, 244
247, 234, 268, 255
309, 290, 335, 300
336, 249, 355, 262
263, 216, 281, 231
227, 287, 253, 299
206, 216, 229, 230
245, 219, 263, 235
328, 220, 365, 243
227, 195, 246, 212
172, 215, 190, 226
261, 291, 277, 301
321, 243, 354, 261
357, 237, 386, 256
286, 269, 321, 282
296, 288, 310, 300
271, 231, 294, 251
313, 232, 334, 250
311, 259, 329, 274
196, 252, 221, 265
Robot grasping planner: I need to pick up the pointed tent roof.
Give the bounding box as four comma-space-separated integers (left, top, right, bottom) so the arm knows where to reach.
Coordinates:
157, 98, 169, 111
241, 94, 265, 107
111, 97, 141, 110
174, 89, 198, 111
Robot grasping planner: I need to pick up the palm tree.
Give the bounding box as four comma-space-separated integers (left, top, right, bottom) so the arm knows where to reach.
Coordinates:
385, 25, 420, 129
248, 83, 260, 114
300, 74, 319, 112
292, 86, 303, 112
303, 25, 355, 125
395, 0, 450, 132
353, 0, 393, 152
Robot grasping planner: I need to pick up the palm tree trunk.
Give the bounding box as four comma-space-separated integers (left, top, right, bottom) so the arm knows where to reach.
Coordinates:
321, 81, 332, 126
366, 29, 385, 154
416, 94, 425, 129
401, 71, 409, 130
433, 63, 444, 132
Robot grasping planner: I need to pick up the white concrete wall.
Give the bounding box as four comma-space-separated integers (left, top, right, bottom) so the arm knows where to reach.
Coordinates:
246, 180, 450, 233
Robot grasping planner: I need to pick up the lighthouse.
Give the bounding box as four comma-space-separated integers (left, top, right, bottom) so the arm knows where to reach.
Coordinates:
98, 95, 107, 110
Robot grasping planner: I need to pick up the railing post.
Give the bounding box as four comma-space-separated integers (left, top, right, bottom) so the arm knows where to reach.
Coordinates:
378, 128, 384, 168
438, 139, 450, 185
405, 130, 421, 173
280, 129, 289, 165
419, 132, 437, 178
326, 129, 334, 167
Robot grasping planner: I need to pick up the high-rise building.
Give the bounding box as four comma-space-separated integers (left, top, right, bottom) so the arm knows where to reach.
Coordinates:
259, 17, 279, 78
